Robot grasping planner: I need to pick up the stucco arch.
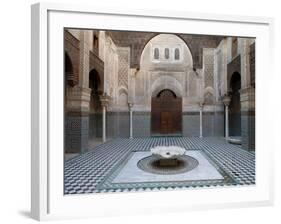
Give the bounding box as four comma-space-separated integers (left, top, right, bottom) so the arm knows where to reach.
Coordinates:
140, 34, 193, 69
140, 34, 194, 67
151, 76, 183, 98
204, 86, 215, 95
64, 51, 78, 87
204, 87, 215, 104
117, 87, 128, 106
117, 86, 128, 95
64, 30, 80, 86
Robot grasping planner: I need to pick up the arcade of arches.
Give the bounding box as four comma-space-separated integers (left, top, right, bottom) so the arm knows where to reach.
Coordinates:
64, 29, 255, 156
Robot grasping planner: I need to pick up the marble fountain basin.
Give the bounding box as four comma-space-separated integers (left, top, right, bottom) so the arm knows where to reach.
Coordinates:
150, 146, 186, 167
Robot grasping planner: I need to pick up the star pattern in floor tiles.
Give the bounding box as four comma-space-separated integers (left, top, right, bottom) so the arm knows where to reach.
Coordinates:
64, 137, 255, 194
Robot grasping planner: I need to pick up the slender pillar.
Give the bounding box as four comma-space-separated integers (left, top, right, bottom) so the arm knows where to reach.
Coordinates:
199, 103, 204, 138
100, 93, 110, 143
225, 105, 229, 139
128, 102, 133, 139
102, 105, 106, 142
223, 95, 231, 140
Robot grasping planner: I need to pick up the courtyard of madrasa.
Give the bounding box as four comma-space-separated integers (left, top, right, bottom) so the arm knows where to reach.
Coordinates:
64, 29, 255, 194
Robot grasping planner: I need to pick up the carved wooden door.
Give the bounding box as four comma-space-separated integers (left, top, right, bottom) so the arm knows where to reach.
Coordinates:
151, 89, 182, 135
160, 111, 173, 134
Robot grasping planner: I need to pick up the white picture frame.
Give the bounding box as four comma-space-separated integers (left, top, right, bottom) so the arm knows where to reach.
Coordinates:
31, 2, 274, 221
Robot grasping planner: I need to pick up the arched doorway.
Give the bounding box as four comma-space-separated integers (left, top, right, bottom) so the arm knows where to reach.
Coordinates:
65, 52, 73, 79
64, 52, 74, 108
89, 69, 102, 140
229, 72, 241, 136
64, 52, 78, 87
89, 69, 102, 112
151, 89, 182, 135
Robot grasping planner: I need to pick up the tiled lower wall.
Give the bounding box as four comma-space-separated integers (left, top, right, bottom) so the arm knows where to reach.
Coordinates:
229, 112, 241, 136
203, 113, 224, 137
65, 111, 225, 153
65, 112, 255, 153
107, 112, 130, 138
132, 112, 151, 137
183, 114, 199, 136
89, 113, 102, 138
241, 113, 255, 150
89, 112, 132, 139
106, 112, 224, 138
182, 112, 224, 137
65, 116, 89, 153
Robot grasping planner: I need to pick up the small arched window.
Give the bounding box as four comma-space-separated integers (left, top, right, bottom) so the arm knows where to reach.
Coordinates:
154, 48, 159, 60
164, 48, 169, 59
174, 48, 180, 60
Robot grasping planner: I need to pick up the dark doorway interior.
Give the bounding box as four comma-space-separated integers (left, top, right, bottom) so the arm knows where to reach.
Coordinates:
89, 69, 101, 112
229, 72, 241, 136
89, 69, 102, 139
151, 89, 182, 136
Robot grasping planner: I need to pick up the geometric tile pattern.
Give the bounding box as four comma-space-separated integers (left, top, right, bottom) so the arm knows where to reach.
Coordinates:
204, 48, 214, 88
64, 137, 255, 194
97, 150, 234, 191
117, 48, 129, 88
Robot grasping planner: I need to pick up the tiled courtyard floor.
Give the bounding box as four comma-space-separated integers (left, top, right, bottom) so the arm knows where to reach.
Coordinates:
64, 137, 255, 194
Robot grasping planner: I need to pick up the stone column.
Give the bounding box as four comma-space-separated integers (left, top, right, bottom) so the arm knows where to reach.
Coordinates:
199, 102, 204, 138
222, 95, 231, 140
100, 93, 110, 143
128, 102, 134, 139
65, 30, 91, 154
78, 31, 90, 87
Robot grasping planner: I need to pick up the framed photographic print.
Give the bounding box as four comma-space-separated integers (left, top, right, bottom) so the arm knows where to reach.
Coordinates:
31, 2, 274, 221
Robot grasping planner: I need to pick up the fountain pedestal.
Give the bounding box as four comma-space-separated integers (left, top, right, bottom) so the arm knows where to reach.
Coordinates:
158, 158, 178, 167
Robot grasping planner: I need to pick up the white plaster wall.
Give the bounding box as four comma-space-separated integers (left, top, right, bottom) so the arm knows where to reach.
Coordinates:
104, 34, 244, 113
135, 34, 202, 111
104, 35, 118, 104
99, 31, 106, 62
140, 34, 193, 70
202, 48, 216, 106
111, 47, 131, 111
87, 30, 93, 52
226, 37, 232, 64
214, 39, 227, 99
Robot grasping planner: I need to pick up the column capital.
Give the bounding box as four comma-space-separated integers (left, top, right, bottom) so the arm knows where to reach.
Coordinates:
128, 102, 134, 108
198, 101, 204, 109
222, 94, 231, 106
100, 93, 110, 107
130, 68, 139, 77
